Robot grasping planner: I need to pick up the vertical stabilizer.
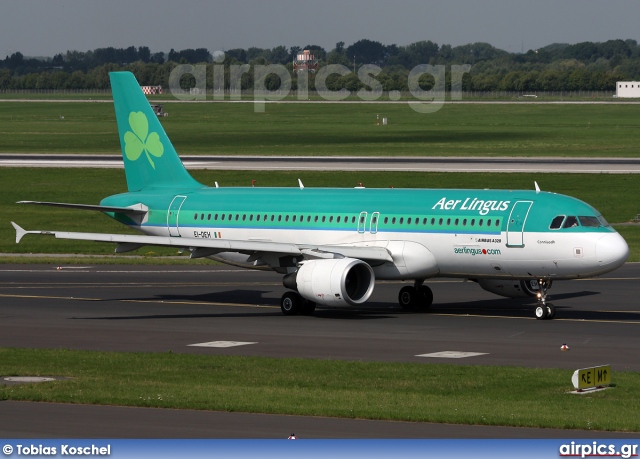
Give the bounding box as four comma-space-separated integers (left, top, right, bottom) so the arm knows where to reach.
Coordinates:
109, 71, 202, 191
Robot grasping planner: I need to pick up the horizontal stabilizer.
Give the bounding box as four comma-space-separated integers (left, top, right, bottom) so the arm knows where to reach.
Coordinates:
17, 201, 148, 215
11, 222, 54, 244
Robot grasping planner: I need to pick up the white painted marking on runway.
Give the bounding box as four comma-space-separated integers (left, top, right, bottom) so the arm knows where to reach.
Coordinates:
416, 351, 488, 359
3, 376, 57, 382
188, 341, 257, 348
54, 266, 93, 270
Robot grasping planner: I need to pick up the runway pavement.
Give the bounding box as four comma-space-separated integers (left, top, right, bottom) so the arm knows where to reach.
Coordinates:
1, 262, 639, 438
2, 154, 640, 173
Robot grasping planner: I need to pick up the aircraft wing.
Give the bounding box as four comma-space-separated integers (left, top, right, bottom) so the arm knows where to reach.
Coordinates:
17, 201, 148, 215
11, 223, 393, 263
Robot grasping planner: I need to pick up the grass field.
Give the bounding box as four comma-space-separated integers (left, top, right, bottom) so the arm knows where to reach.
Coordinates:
2, 168, 639, 261
1, 348, 639, 432
1, 101, 640, 156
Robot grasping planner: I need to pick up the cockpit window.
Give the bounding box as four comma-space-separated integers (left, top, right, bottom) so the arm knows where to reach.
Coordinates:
578, 216, 601, 228
597, 215, 611, 227
549, 215, 565, 229
562, 216, 579, 228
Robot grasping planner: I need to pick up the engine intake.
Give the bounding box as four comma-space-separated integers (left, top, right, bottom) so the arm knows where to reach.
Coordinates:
283, 258, 375, 307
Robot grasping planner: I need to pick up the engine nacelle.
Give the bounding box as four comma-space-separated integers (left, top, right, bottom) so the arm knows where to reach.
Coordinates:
284, 258, 375, 307
477, 279, 552, 298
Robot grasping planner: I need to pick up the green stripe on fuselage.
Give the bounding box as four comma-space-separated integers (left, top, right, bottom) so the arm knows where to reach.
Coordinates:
101, 187, 614, 235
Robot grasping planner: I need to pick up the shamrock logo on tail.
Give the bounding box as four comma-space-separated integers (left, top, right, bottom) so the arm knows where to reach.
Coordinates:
123, 111, 164, 169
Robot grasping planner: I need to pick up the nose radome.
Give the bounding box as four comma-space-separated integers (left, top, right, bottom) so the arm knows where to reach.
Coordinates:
596, 232, 629, 269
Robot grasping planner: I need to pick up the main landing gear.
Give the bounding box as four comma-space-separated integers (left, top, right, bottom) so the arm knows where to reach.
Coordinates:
533, 279, 555, 320
280, 291, 316, 316
398, 281, 433, 311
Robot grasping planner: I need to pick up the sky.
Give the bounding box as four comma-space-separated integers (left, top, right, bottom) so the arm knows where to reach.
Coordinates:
2, 0, 639, 58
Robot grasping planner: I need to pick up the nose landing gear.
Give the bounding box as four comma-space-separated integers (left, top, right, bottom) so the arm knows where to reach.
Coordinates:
534, 279, 555, 320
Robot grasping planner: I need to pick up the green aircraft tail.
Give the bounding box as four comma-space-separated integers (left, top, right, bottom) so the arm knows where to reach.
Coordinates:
109, 71, 202, 192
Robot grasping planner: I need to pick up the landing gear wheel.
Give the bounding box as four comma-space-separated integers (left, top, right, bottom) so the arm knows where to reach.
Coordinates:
545, 303, 556, 320
281, 291, 302, 316
417, 285, 434, 310
398, 286, 418, 310
535, 305, 548, 320
300, 300, 316, 316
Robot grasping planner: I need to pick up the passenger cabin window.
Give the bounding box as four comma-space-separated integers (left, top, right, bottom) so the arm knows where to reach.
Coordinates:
563, 216, 579, 228
550, 215, 565, 229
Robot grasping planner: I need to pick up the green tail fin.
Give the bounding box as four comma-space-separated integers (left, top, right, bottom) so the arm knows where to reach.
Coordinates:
109, 71, 202, 192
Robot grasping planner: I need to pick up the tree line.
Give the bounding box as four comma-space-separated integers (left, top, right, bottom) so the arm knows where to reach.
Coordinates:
1, 39, 639, 92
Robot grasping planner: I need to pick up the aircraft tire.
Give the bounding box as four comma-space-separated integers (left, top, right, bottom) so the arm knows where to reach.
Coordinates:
281, 291, 302, 316
417, 285, 434, 310
398, 286, 418, 310
535, 305, 548, 320
545, 303, 556, 320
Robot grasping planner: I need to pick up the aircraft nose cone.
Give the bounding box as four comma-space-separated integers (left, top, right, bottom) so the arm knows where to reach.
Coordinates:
596, 232, 629, 269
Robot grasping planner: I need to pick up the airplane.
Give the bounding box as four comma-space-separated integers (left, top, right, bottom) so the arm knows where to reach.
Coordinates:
11, 71, 629, 320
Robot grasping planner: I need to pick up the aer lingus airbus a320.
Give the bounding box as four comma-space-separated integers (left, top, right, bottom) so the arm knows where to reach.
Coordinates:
12, 71, 629, 319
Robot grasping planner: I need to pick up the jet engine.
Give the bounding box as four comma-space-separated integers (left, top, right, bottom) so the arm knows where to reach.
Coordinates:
477, 279, 551, 299
283, 258, 375, 307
